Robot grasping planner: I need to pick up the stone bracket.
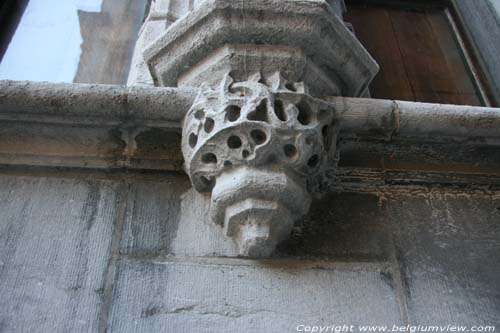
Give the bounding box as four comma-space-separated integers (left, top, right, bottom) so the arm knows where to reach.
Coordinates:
181, 74, 340, 256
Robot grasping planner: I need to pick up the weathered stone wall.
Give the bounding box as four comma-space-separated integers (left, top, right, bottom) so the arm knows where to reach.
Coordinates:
454, 0, 500, 106
0, 170, 499, 332
1, 0, 500, 332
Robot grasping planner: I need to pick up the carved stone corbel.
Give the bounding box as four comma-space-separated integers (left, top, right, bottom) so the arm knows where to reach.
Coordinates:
143, 0, 379, 257
182, 73, 339, 257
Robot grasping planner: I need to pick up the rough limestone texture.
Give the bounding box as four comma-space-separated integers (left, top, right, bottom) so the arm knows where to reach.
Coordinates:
2, 80, 499, 175
0, 172, 499, 332
142, 0, 376, 257
108, 259, 402, 332
129, 0, 348, 88
127, 0, 204, 86
454, 0, 500, 105
143, 0, 378, 97
0, 175, 119, 332
1, 0, 500, 332
182, 74, 337, 256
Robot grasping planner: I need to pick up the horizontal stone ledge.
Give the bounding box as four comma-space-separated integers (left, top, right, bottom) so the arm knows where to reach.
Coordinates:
0, 80, 196, 126
330, 97, 500, 144
1, 80, 499, 143
334, 167, 500, 192
0, 80, 499, 174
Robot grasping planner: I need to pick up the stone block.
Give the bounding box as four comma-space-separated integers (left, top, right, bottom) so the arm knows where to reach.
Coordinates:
279, 192, 392, 261
387, 192, 500, 326
119, 177, 239, 257
107, 258, 403, 332
0, 175, 119, 332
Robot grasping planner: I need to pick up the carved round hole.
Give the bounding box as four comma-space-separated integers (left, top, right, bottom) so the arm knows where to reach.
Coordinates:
285, 82, 297, 92
194, 110, 205, 120
322, 126, 329, 137
284, 144, 298, 159
224, 160, 233, 168
247, 99, 269, 123
274, 99, 287, 122
204, 118, 215, 133
250, 129, 267, 145
308, 154, 320, 168
199, 176, 215, 190
242, 150, 250, 159
322, 125, 331, 151
227, 136, 242, 149
297, 101, 311, 125
201, 153, 217, 164
226, 105, 241, 122
188, 133, 198, 148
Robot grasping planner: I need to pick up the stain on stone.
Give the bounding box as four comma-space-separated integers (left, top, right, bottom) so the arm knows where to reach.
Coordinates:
170, 305, 196, 314
0, 191, 30, 276
49, 99, 64, 108
394, 244, 413, 303
94, 287, 104, 295
278, 192, 389, 261
141, 305, 164, 318
81, 181, 101, 231
104, 127, 128, 164
0, 175, 120, 332
120, 179, 186, 256
380, 270, 395, 290
133, 128, 182, 159
64, 285, 83, 292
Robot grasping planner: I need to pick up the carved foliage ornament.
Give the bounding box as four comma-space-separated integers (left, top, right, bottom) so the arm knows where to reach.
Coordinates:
182, 73, 338, 257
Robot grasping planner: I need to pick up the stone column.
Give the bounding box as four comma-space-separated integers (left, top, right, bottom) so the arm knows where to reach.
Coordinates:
127, 0, 202, 86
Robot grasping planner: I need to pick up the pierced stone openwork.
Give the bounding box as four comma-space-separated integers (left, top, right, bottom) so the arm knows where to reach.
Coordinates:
182, 73, 338, 257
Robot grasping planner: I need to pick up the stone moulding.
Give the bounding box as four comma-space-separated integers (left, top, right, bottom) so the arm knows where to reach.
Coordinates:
181, 74, 339, 256
1, 81, 498, 143
175, 44, 345, 98
143, 0, 379, 97
0, 80, 498, 168
1, 80, 500, 255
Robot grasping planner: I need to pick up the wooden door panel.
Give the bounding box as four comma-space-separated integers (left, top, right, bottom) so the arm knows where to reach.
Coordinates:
345, 4, 483, 106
